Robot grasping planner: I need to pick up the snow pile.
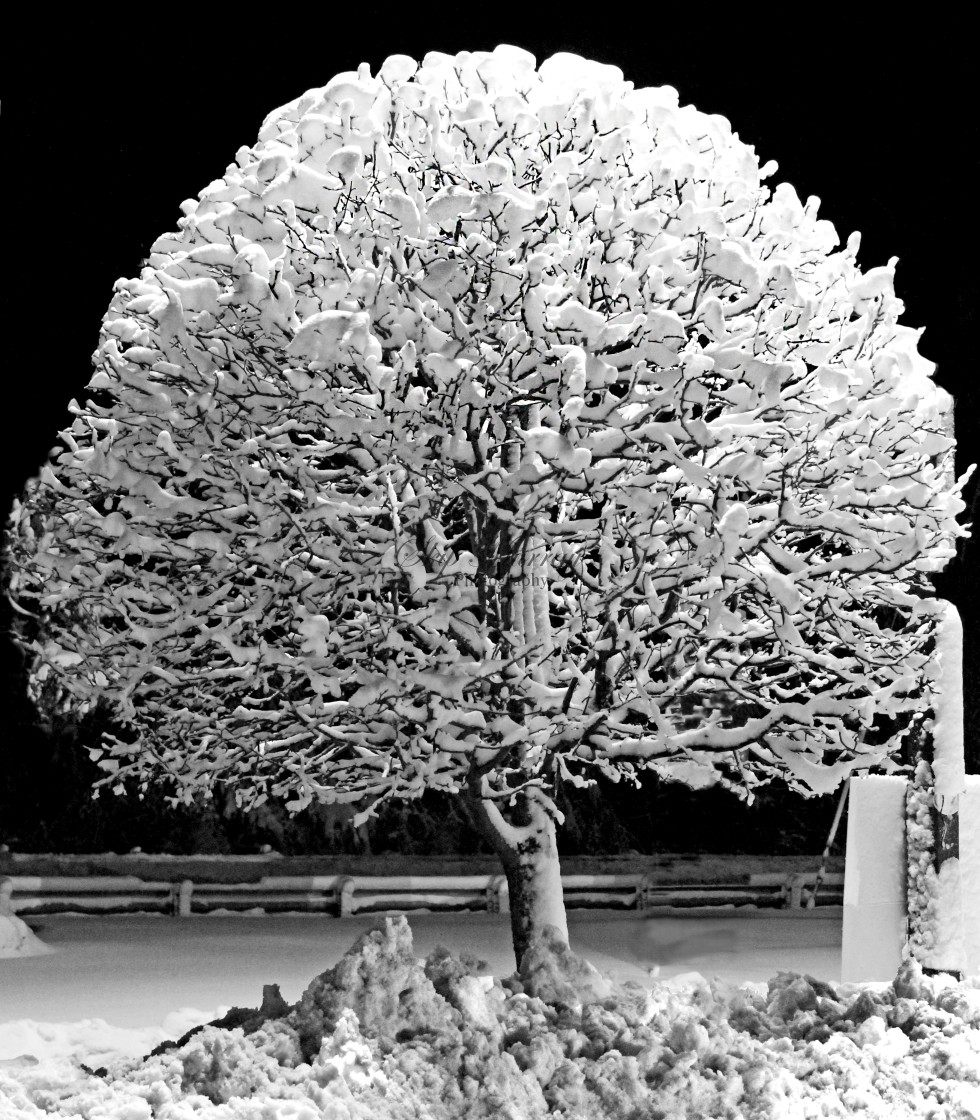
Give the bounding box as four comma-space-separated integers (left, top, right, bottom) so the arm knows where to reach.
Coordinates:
2, 916, 979, 1119
0, 908, 53, 959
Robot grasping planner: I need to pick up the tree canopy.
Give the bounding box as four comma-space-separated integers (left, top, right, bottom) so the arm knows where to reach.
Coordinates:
6, 46, 971, 824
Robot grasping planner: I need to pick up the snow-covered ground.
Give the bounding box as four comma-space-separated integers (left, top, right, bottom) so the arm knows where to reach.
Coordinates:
0, 908, 841, 1028
1, 910, 978, 1118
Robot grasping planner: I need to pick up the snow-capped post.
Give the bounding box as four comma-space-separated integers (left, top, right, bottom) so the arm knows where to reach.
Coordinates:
4, 48, 972, 970
905, 600, 966, 978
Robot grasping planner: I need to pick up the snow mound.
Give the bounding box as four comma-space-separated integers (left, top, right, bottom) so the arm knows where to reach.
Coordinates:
0, 910, 53, 959
3, 916, 979, 1119
518, 922, 613, 1011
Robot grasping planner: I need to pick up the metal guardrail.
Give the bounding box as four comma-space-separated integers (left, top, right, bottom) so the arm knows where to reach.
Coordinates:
0, 871, 844, 917
748, 871, 846, 909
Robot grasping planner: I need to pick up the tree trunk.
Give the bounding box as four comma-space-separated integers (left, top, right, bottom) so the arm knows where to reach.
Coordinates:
464, 783, 568, 966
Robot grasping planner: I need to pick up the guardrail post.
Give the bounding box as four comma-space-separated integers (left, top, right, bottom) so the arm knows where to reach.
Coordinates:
487, 875, 509, 914
336, 875, 355, 917
176, 880, 193, 917
637, 874, 654, 911
788, 874, 805, 909
0, 877, 13, 912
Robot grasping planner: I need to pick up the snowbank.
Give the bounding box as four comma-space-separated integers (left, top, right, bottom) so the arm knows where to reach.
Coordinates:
2, 915, 978, 1119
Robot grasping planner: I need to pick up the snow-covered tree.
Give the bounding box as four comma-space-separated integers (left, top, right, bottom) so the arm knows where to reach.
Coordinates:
5, 47, 971, 963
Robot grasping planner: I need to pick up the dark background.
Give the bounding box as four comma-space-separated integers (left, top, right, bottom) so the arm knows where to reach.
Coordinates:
2, 25, 976, 854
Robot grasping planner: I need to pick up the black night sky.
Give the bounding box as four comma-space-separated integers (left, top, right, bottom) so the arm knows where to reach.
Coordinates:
4, 24, 978, 791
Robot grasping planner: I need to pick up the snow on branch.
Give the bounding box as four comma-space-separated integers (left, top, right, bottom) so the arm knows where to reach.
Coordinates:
5, 46, 972, 812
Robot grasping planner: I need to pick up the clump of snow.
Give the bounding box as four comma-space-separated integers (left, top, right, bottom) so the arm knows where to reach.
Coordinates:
3, 915, 979, 1119
0, 908, 53, 959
